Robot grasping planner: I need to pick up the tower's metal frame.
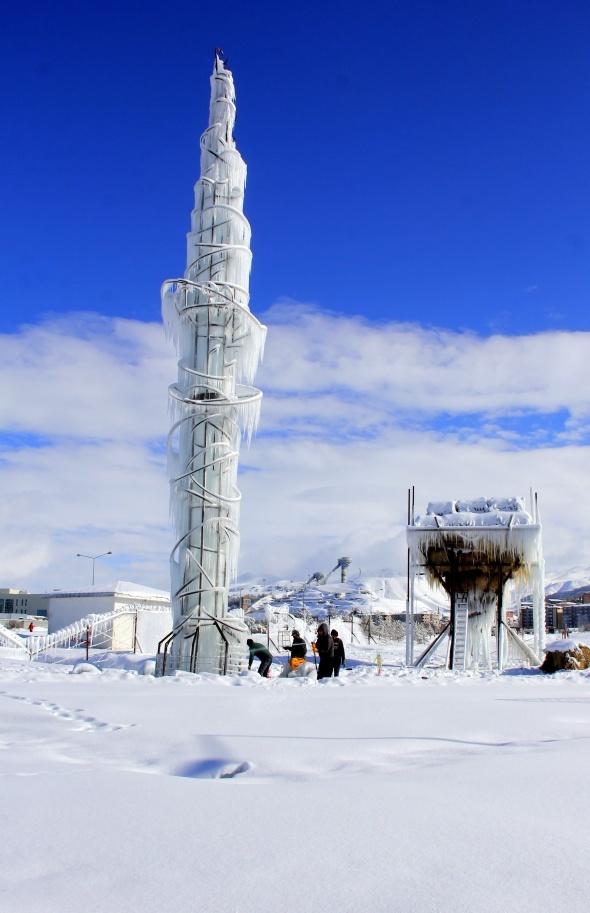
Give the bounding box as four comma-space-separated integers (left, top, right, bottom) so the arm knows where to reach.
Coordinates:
159, 52, 266, 675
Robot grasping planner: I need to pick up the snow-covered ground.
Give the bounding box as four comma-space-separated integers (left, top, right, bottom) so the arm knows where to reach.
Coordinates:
1, 647, 589, 913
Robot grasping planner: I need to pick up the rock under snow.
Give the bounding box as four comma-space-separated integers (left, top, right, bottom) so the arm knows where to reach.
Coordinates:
541, 641, 590, 673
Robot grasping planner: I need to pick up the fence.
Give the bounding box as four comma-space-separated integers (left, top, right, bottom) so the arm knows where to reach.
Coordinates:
22, 605, 171, 661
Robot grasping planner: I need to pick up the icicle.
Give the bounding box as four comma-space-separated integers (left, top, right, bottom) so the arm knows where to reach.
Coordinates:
408, 493, 544, 672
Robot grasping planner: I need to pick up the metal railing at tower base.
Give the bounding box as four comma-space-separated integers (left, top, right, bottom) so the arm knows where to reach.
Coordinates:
156, 610, 248, 676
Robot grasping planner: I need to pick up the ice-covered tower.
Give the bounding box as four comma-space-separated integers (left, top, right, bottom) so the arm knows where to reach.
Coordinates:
158, 51, 266, 675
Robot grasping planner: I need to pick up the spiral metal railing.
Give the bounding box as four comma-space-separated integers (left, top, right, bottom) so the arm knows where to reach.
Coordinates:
160, 52, 265, 674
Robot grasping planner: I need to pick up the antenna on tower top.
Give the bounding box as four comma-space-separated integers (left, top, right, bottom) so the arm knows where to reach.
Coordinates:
214, 47, 229, 70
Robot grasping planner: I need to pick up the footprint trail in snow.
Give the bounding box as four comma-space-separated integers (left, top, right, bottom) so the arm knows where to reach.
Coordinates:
0, 689, 135, 732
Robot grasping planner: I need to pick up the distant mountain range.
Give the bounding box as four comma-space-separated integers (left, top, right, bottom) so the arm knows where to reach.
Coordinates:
545, 567, 590, 598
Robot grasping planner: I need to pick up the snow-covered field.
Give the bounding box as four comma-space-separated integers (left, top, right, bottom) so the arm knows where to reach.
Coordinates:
1, 647, 589, 913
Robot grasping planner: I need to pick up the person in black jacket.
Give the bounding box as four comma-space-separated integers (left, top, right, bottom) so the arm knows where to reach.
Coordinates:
285, 630, 307, 661
331, 629, 346, 676
315, 622, 334, 679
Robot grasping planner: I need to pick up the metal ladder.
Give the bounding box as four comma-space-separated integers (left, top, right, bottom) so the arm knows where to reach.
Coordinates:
452, 593, 469, 671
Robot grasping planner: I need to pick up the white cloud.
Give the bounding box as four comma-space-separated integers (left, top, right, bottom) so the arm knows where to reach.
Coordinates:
0, 440, 170, 590
239, 430, 590, 579
261, 302, 590, 424
0, 306, 588, 590
0, 315, 171, 442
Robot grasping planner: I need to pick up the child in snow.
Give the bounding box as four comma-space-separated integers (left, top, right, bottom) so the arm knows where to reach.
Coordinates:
331, 629, 346, 676
246, 639, 273, 677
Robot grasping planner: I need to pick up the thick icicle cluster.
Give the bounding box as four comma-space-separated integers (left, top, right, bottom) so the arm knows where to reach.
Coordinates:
410, 496, 542, 577
407, 494, 545, 668
161, 54, 266, 674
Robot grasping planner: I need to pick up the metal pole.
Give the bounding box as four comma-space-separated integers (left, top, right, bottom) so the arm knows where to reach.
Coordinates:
409, 563, 415, 665
448, 556, 456, 671
86, 626, 90, 661
405, 546, 411, 666
497, 564, 504, 670
76, 551, 112, 587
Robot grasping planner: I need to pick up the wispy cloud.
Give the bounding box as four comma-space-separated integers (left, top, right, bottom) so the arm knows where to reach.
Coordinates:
0, 306, 588, 589
261, 301, 590, 428
0, 315, 170, 442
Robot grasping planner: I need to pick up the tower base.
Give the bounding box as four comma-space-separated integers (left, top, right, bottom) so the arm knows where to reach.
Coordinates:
155, 616, 249, 676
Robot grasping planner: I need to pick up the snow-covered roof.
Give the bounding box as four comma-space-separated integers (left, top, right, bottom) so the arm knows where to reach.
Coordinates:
408, 496, 543, 575
41, 581, 170, 601
112, 581, 170, 600
416, 497, 533, 529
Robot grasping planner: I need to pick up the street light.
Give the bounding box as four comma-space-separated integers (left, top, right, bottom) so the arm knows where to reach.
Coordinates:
76, 551, 112, 586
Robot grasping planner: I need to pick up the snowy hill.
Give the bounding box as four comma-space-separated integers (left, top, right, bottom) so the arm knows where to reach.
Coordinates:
544, 566, 590, 597
234, 567, 590, 615
232, 574, 449, 618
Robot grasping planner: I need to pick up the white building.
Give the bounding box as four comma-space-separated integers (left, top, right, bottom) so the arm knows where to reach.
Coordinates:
0, 588, 48, 620
1, 582, 173, 654
44, 580, 171, 632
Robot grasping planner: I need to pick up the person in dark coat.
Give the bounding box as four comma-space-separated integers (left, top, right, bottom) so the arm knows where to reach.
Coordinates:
331, 629, 346, 676
285, 629, 307, 661
315, 623, 334, 679
246, 639, 273, 677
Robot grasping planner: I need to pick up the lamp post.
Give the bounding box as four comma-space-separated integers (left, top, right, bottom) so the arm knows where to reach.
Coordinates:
76, 551, 112, 586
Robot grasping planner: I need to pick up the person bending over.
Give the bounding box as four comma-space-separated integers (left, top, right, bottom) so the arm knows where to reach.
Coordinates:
246, 639, 273, 677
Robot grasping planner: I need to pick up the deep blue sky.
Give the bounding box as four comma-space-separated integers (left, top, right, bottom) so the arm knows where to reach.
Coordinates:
2, 0, 589, 335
